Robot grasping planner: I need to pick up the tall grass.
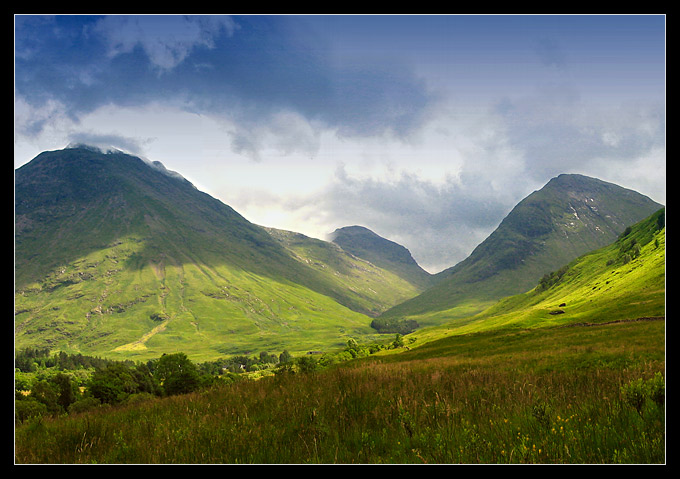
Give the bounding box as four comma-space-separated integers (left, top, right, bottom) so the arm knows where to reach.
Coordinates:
15, 320, 664, 464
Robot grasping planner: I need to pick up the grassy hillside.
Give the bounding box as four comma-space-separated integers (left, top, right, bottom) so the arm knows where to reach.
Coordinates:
407, 208, 665, 343
380, 175, 663, 326
14, 148, 423, 361
15, 308, 664, 464
14, 205, 665, 463
330, 225, 434, 289
265, 227, 424, 316
14, 231, 385, 362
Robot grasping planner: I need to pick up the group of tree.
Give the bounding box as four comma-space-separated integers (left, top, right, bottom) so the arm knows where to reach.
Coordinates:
536, 265, 570, 293
15, 349, 294, 424
199, 350, 288, 375
15, 352, 208, 423
15, 347, 111, 373
370, 317, 420, 335
16, 334, 413, 423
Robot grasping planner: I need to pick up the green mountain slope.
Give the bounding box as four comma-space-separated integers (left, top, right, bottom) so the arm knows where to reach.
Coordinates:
330, 225, 434, 289
14, 147, 421, 361
380, 174, 663, 327
264, 227, 424, 316
409, 208, 665, 343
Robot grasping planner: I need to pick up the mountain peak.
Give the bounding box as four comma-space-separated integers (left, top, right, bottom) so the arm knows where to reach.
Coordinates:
331, 225, 433, 289
65, 142, 127, 155
61, 144, 193, 186
380, 173, 663, 322
15, 147, 432, 358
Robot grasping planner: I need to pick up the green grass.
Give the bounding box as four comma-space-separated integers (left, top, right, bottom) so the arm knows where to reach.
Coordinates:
16, 148, 426, 362
15, 233, 394, 362
14, 154, 666, 464
14, 319, 664, 464
14, 217, 665, 464
400, 211, 665, 344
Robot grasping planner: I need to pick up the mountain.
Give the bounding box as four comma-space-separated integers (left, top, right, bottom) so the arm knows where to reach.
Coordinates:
263, 226, 425, 316
329, 226, 434, 290
410, 207, 665, 343
379, 174, 663, 327
14, 146, 424, 360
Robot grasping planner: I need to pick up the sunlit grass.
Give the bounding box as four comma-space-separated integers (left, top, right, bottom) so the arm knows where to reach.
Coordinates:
15, 319, 664, 464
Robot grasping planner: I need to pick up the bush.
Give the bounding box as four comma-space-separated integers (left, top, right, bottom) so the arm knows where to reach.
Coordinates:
536, 265, 569, 292
370, 318, 419, 334
15, 398, 48, 423
296, 356, 318, 374
620, 372, 665, 415
88, 363, 140, 405
68, 397, 101, 414
155, 353, 200, 396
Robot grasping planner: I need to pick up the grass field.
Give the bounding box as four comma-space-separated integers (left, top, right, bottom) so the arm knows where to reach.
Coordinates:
14, 213, 665, 464
14, 318, 664, 464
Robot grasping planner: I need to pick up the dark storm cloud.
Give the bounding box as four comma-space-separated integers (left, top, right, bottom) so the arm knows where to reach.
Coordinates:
15, 15, 435, 143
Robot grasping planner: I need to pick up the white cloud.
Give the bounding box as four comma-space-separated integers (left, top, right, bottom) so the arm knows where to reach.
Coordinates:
93, 15, 238, 71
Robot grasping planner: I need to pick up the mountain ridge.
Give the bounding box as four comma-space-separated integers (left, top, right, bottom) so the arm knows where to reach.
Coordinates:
379, 173, 663, 326
14, 147, 663, 360
409, 207, 665, 345
329, 225, 435, 290
14, 147, 428, 360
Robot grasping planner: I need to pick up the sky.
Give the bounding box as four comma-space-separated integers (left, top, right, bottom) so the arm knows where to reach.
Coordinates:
14, 14, 666, 273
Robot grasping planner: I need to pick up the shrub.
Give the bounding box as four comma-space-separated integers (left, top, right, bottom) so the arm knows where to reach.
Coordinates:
296, 356, 318, 374
620, 373, 665, 415
15, 398, 48, 423
88, 363, 140, 404
155, 353, 200, 396
68, 397, 101, 414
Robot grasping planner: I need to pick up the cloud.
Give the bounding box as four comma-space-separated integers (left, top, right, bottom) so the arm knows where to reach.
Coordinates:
317, 165, 523, 271
254, 154, 535, 274
227, 110, 322, 162
15, 15, 436, 157
93, 15, 238, 72
14, 15, 665, 273
493, 88, 666, 185
65, 131, 150, 155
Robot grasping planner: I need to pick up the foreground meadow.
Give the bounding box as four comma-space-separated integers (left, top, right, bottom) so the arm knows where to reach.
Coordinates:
15, 318, 664, 464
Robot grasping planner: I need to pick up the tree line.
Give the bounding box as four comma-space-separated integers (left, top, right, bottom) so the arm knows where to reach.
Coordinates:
14, 348, 294, 423
15, 334, 413, 424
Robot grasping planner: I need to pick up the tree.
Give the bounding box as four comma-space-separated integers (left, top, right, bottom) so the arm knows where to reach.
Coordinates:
132, 362, 161, 396
279, 350, 292, 364
88, 363, 140, 404
53, 372, 78, 411
392, 334, 405, 349
155, 353, 200, 396
296, 356, 318, 373
15, 398, 48, 423
29, 380, 62, 414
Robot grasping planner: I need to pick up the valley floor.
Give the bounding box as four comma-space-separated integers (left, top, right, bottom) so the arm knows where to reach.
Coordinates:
15, 318, 665, 464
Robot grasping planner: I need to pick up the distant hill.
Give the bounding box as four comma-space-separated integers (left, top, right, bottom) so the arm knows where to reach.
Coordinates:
263, 226, 425, 317
379, 174, 663, 327
330, 226, 434, 290
14, 147, 424, 360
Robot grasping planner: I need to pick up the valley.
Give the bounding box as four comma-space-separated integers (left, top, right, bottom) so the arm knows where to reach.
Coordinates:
14, 146, 665, 464
15, 147, 662, 361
